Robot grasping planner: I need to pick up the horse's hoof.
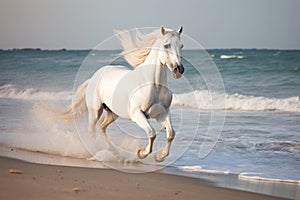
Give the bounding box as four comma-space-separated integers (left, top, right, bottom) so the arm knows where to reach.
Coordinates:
154, 147, 168, 162
137, 149, 148, 159
154, 153, 166, 162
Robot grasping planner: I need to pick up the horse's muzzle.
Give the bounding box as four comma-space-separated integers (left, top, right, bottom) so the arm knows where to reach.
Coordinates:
173, 64, 185, 79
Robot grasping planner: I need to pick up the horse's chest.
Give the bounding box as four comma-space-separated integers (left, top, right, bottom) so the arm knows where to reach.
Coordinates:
140, 89, 171, 110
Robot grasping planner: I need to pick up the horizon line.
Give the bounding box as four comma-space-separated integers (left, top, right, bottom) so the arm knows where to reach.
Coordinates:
1, 47, 300, 51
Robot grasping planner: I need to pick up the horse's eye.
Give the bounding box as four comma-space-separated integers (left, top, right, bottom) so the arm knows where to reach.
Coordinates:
164, 44, 170, 49
181, 44, 184, 49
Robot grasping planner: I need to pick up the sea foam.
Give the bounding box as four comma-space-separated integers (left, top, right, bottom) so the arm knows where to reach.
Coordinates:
1, 85, 300, 112
238, 172, 300, 184
0, 84, 72, 101
220, 55, 245, 59
172, 90, 300, 112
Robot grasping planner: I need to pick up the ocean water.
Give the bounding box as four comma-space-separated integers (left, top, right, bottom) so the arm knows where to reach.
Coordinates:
0, 49, 299, 198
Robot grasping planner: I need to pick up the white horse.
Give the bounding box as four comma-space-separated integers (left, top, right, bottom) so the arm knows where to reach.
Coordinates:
61, 26, 184, 162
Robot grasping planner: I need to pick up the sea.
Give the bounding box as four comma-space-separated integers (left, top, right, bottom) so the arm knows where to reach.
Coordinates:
0, 48, 299, 199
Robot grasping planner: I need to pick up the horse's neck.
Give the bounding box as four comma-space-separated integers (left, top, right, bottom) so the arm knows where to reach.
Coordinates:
140, 47, 167, 88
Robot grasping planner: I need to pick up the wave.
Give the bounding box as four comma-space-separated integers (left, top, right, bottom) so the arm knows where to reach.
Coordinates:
2, 85, 300, 112
255, 140, 300, 154
0, 84, 72, 101
238, 173, 300, 184
177, 165, 230, 174
220, 55, 245, 59
176, 166, 300, 184
172, 90, 300, 112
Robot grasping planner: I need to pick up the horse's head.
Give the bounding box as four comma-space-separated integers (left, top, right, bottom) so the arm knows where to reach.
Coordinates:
158, 26, 184, 79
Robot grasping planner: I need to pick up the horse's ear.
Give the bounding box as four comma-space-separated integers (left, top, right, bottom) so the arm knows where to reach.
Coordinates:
161, 25, 166, 36
178, 26, 183, 35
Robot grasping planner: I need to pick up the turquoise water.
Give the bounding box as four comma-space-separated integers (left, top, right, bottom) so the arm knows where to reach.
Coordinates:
0, 49, 299, 198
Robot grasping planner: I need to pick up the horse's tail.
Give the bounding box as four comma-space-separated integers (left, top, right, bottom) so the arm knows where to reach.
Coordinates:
59, 79, 89, 121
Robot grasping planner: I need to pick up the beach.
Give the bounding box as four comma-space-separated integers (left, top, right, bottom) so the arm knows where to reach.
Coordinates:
0, 156, 287, 200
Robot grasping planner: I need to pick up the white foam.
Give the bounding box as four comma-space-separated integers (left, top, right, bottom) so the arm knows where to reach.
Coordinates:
0, 84, 72, 101
177, 165, 230, 174
3, 85, 299, 112
225, 93, 300, 112
177, 166, 300, 184
172, 90, 300, 112
220, 55, 245, 59
0, 103, 143, 166
0, 145, 106, 168
0, 129, 91, 159
238, 172, 300, 184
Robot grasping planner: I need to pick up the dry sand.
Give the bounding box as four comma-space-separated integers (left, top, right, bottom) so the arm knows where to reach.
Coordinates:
0, 156, 287, 200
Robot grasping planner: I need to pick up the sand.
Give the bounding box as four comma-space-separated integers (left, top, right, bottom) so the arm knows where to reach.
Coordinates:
0, 157, 287, 200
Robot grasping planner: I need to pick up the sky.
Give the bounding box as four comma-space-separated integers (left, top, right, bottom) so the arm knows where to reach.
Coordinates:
1, 0, 299, 49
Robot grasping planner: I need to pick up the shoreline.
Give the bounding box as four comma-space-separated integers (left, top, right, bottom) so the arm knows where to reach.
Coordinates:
0, 156, 288, 200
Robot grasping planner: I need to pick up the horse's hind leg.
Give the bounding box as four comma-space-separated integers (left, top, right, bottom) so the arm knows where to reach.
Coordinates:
87, 105, 103, 135
98, 107, 118, 133
97, 108, 118, 149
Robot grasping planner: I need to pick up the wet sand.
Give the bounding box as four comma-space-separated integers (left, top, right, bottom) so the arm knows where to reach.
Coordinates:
0, 156, 287, 200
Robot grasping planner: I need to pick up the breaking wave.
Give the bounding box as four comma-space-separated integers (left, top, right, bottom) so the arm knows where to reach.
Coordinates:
238, 172, 300, 184
220, 55, 245, 59
0, 84, 72, 101
176, 166, 300, 184
172, 90, 300, 112
2, 85, 300, 112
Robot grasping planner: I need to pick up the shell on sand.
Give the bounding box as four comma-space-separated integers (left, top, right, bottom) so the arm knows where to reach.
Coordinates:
8, 169, 23, 174
72, 187, 82, 193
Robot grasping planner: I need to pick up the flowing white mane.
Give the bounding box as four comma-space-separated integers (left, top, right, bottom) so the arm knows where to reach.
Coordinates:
115, 29, 165, 67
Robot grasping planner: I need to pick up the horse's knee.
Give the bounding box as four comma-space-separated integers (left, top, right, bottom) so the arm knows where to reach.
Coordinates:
147, 128, 156, 139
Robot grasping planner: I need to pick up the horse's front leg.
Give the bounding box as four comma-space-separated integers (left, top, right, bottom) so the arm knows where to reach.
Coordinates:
155, 112, 175, 162
132, 110, 156, 159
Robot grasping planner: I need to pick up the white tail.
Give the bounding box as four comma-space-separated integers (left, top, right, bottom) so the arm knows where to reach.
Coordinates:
59, 80, 89, 121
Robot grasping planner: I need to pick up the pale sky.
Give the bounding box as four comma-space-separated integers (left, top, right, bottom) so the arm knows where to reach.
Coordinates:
1, 0, 299, 49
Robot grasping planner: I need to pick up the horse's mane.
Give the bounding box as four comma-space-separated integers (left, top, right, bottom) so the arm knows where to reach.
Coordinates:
114, 29, 163, 67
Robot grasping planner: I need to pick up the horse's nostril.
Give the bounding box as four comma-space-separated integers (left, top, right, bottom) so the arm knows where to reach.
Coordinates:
173, 67, 178, 73
178, 64, 184, 74
173, 64, 184, 74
